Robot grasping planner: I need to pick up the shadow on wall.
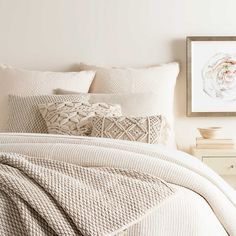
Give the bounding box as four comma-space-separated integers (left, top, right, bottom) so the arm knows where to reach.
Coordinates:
171, 38, 187, 119
171, 38, 190, 152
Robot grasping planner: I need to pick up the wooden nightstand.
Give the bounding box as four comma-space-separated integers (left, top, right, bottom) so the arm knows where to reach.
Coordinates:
192, 148, 236, 190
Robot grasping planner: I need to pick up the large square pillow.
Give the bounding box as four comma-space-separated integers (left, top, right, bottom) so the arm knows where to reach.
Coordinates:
0, 64, 95, 132
8, 94, 89, 133
77, 62, 179, 94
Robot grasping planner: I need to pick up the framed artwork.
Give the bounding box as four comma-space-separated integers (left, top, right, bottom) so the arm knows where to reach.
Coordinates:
187, 36, 236, 116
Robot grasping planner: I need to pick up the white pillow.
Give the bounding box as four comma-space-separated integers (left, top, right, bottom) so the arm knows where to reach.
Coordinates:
55, 90, 177, 148
55, 90, 171, 117
78, 62, 179, 94
0, 64, 95, 132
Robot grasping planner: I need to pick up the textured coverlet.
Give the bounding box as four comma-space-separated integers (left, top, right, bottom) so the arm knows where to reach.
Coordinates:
0, 133, 236, 236
0, 152, 175, 236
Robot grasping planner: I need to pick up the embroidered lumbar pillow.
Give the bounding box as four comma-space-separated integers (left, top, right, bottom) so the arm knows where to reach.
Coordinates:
38, 101, 122, 136
90, 115, 169, 145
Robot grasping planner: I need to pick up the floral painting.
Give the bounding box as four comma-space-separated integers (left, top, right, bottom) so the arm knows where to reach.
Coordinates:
187, 37, 236, 116
202, 53, 236, 101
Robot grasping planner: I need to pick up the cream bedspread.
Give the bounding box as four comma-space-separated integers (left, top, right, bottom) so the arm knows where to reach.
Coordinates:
0, 133, 236, 236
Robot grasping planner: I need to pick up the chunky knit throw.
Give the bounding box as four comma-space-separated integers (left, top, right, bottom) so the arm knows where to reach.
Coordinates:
0, 152, 175, 236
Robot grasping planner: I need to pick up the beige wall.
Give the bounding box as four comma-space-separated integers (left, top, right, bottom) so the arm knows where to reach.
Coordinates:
1, 0, 236, 152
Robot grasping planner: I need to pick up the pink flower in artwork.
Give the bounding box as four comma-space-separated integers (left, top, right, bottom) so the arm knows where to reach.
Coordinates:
202, 53, 236, 101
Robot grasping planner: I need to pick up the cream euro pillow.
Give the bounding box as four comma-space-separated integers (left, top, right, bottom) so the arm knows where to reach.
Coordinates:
90, 115, 169, 145
77, 62, 179, 94
0, 64, 95, 132
38, 102, 122, 136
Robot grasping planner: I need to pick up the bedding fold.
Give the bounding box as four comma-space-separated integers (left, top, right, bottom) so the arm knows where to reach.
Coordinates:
0, 152, 176, 236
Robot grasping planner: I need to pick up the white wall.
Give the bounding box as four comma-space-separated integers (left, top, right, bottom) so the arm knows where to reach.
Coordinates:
1, 0, 236, 152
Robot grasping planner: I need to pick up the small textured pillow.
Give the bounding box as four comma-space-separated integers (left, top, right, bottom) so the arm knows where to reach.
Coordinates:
90, 115, 169, 145
38, 102, 122, 136
8, 94, 89, 133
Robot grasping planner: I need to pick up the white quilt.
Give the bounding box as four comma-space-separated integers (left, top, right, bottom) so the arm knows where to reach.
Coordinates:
0, 133, 235, 236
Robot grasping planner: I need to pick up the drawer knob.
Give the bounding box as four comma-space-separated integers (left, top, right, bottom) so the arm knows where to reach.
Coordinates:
229, 165, 234, 169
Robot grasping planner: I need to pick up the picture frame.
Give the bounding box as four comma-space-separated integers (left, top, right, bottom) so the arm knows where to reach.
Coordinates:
187, 36, 236, 117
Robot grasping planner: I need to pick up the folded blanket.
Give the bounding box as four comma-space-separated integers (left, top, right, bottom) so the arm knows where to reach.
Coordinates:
0, 152, 176, 236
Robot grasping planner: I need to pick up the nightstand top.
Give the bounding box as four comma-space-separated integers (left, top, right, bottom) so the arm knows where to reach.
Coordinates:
192, 147, 236, 157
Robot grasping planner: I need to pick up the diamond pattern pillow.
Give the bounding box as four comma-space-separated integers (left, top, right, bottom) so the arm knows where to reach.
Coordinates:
38, 102, 122, 136
90, 115, 169, 145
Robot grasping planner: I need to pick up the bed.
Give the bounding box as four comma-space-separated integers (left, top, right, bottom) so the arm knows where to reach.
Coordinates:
0, 63, 236, 236
0, 133, 235, 235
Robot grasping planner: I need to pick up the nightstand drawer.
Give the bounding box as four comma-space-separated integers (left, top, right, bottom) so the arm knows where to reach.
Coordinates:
203, 157, 236, 175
